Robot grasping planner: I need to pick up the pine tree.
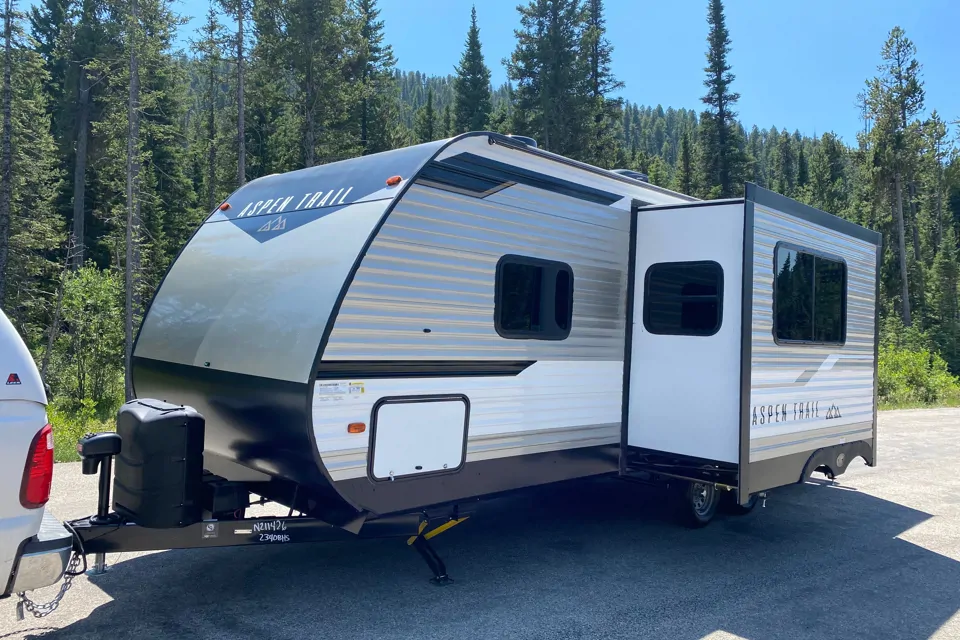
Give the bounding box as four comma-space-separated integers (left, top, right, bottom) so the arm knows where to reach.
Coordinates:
580, 0, 623, 167
697, 0, 745, 197
191, 5, 226, 212
507, 0, 588, 157
137, 4, 201, 291
0, 0, 14, 301
746, 125, 762, 185
673, 130, 693, 195
414, 88, 436, 143
441, 103, 452, 137
797, 143, 809, 190
772, 129, 796, 196
865, 26, 926, 326
67, 4, 92, 268
123, 0, 140, 399
28, 0, 69, 108
355, 0, 403, 154
41, 0, 122, 269
254, 0, 361, 166
928, 226, 959, 369
487, 86, 513, 134
217, 0, 250, 185
244, 34, 301, 176
2, 3, 64, 341
647, 155, 669, 187
805, 133, 848, 215
452, 5, 491, 134
920, 110, 949, 252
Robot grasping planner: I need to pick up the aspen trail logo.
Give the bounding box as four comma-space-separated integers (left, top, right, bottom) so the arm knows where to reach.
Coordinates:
224, 185, 357, 243
229, 200, 351, 243
751, 400, 845, 426
233, 186, 354, 220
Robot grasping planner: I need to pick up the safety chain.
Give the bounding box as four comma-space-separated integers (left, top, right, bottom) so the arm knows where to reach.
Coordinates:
15, 549, 83, 620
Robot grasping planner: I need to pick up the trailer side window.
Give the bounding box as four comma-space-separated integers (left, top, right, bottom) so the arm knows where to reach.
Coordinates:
496, 255, 573, 340
643, 261, 723, 336
774, 244, 846, 345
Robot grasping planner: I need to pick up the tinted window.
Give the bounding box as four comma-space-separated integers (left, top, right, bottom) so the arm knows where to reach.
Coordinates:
773, 248, 814, 341
554, 270, 571, 331
499, 262, 543, 332
496, 256, 573, 340
643, 261, 723, 336
774, 244, 846, 344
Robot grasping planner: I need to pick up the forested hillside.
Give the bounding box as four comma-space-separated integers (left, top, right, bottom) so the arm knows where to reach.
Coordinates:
0, 0, 956, 431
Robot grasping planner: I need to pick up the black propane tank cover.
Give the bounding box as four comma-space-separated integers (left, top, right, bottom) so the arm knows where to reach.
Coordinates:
112, 399, 205, 529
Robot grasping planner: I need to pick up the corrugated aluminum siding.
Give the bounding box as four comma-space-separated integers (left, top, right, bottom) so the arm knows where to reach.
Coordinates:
749, 204, 877, 462
322, 183, 632, 361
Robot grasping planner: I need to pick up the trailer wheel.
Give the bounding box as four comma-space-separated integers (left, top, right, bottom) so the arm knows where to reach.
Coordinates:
674, 481, 719, 528
719, 491, 758, 515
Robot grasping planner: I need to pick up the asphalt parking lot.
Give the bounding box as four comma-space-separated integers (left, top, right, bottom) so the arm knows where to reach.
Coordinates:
2, 408, 959, 640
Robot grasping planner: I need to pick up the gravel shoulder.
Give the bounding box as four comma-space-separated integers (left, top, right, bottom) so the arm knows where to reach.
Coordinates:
2, 408, 959, 640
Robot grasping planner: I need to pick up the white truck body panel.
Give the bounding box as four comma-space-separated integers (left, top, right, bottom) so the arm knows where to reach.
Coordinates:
0, 309, 71, 596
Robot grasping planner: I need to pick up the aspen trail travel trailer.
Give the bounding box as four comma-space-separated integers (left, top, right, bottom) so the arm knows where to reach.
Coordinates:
9, 132, 881, 605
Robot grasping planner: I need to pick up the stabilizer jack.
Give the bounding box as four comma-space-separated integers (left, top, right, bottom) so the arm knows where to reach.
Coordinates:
406, 517, 468, 585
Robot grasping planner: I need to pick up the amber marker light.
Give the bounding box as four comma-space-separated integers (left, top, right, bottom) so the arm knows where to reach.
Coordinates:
386, 175, 402, 186
347, 422, 366, 434
219, 202, 231, 211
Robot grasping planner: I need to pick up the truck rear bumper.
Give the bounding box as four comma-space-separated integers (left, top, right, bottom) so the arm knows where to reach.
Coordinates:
5, 512, 72, 595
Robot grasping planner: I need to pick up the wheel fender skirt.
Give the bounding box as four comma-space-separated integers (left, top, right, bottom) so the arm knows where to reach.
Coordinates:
799, 440, 875, 482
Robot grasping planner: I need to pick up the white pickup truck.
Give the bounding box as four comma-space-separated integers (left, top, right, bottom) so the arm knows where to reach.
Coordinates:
0, 310, 73, 599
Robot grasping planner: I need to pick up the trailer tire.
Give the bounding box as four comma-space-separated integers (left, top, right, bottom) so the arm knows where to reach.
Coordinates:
674, 481, 718, 528
719, 491, 758, 515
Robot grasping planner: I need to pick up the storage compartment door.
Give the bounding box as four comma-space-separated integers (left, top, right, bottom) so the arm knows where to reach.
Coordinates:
370, 395, 468, 481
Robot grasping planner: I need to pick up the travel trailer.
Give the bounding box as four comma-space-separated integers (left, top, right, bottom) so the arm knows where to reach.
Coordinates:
4, 132, 881, 609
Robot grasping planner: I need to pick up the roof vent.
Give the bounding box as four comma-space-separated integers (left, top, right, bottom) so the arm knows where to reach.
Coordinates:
506, 135, 538, 148
611, 169, 649, 183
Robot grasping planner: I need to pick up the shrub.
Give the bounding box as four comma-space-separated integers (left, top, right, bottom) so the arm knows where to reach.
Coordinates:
878, 343, 960, 407
43, 266, 125, 415
48, 397, 116, 463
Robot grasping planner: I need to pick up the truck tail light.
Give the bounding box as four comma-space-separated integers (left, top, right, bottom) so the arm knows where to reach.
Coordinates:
20, 424, 54, 509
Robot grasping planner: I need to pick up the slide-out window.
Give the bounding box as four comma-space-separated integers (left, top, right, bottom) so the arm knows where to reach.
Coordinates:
773, 243, 847, 345
643, 261, 724, 336
495, 255, 573, 340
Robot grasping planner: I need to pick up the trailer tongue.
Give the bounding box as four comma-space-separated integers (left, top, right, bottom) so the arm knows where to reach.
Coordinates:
67, 400, 455, 579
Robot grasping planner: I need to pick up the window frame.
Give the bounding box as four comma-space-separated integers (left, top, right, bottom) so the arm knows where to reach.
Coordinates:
494, 254, 574, 341
772, 241, 848, 347
642, 260, 724, 337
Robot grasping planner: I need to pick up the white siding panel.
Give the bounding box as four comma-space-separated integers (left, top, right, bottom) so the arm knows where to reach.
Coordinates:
314, 361, 622, 480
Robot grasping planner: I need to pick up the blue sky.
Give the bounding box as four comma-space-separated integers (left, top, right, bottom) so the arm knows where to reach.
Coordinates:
176, 0, 959, 143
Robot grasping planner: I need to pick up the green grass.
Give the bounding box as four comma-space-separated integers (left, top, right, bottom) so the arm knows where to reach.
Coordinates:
48, 401, 116, 463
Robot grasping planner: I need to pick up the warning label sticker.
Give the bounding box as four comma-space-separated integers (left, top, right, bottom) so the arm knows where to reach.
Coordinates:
315, 381, 365, 402
316, 382, 349, 397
